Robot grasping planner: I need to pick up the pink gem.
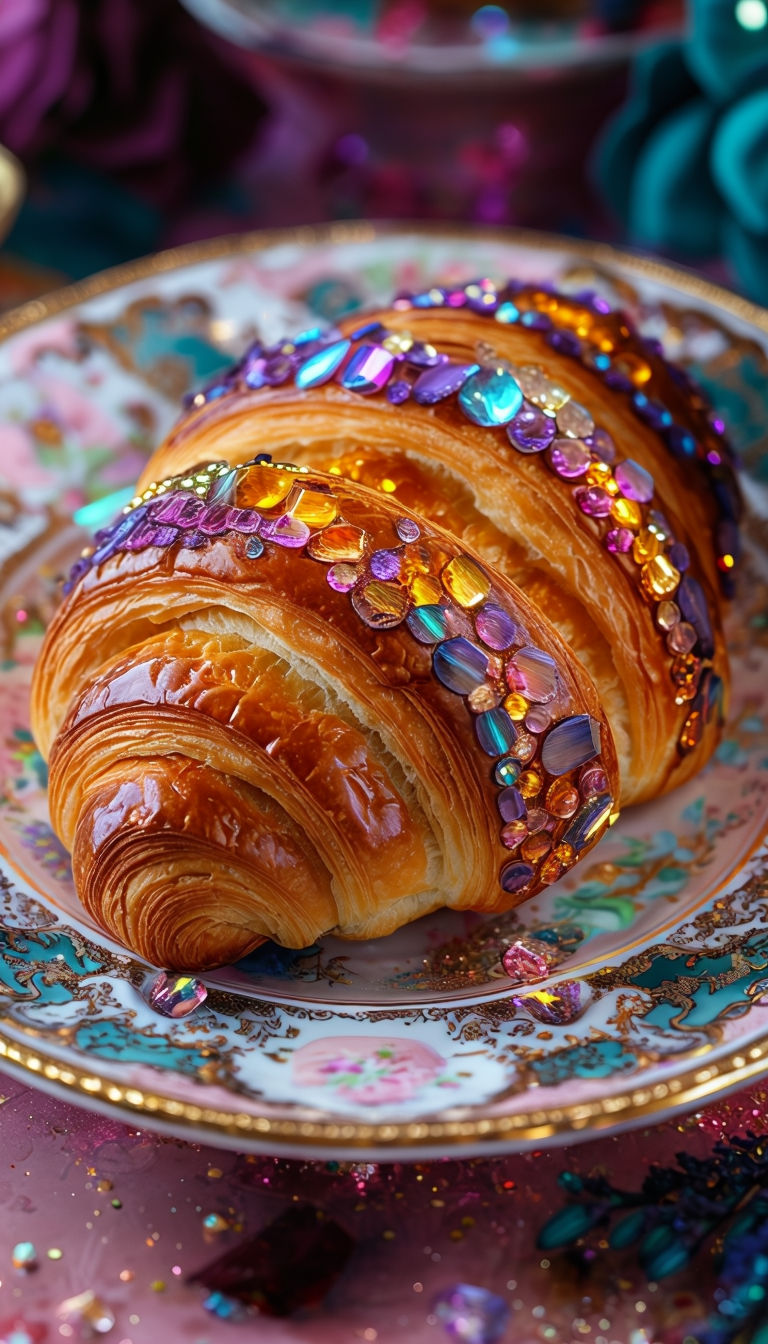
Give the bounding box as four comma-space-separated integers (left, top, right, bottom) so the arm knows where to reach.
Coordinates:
605, 527, 634, 553
526, 807, 550, 833
524, 704, 551, 734
548, 438, 591, 479
261, 514, 311, 548
615, 459, 654, 503
148, 971, 207, 1018
667, 621, 697, 653
502, 939, 554, 983
575, 486, 612, 517
327, 563, 359, 592
226, 507, 262, 534
580, 764, 608, 797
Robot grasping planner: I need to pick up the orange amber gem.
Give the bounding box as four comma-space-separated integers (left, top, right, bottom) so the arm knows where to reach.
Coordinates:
586, 461, 617, 492
521, 832, 552, 863
546, 779, 579, 818
680, 709, 703, 752
441, 556, 491, 609
307, 523, 367, 563
503, 693, 528, 721
285, 485, 338, 528
614, 352, 652, 385
632, 528, 661, 564
642, 555, 681, 598
518, 769, 543, 799
611, 496, 643, 529
410, 573, 443, 605
539, 855, 564, 885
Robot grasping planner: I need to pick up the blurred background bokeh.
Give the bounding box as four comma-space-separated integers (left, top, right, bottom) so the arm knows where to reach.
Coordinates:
2, 0, 768, 305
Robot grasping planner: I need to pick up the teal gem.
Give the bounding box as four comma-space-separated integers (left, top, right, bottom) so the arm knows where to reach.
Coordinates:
406, 604, 449, 643
246, 536, 264, 558
495, 301, 520, 324
295, 339, 351, 389
458, 367, 524, 427
494, 756, 521, 786
475, 708, 517, 756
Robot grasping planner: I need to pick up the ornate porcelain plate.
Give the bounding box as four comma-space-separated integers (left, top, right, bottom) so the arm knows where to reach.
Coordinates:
1, 225, 767, 1158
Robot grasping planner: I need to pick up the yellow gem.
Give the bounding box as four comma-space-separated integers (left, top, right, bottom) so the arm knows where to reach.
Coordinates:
586, 460, 616, 492
518, 769, 542, 799
410, 574, 443, 605
614, 352, 652, 385
641, 554, 681, 599
383, 330, 415, 354
540, 383, 570, 413
381, 478, 397, 493
553, 841, 575, 865
242, 472, 294, 510
503, 693, 528, 720
307, 523, 367, 563
610, 496, 643, 529
285, 484, 338, 528
632, 528, 661, 564
441, 556, 491, 609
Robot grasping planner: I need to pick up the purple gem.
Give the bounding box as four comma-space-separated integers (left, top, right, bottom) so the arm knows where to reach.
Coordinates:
243, 355, 267, 388
148, 525, 180, 548
513, 979, 592, 1025
575, 485, 612, 517
433, 1284, 510, 1344
502, 938, 552, 978
151, 493, 197, 525
395, 517, 420, 542
548, 438, 591, 479
614, 459, 654, 503
264, 355, 294, 386
387, 380, 411, 404
350, 320, 387, 342
199, 503, 233, 535
340, 344, 395, 394
412, 362, 480, 405
677, 576, 714, 657
475, 603, 518, 651
541, 715, 601, 776
506, 402, 555, 454
182, 529, 207, 549
499, 863, 536, 896
605, 527, 634, 554
446, 288, 467, 307
507, 646, 557, 703
603, 369, 633, 393
633, 393, 672, 430
547, 330, 582, 358
475, 708, 517, 756
226, 507, 262, 535
667, 541, 690, 572
590, 427, 616, 463
433, 637, 489, 694
123, 521, 167, 550
370, 549, 401, 580
497, 787, 526, 822
521, 311, 552, 331
148, 971, 207, 1018
406, 341, 443, 368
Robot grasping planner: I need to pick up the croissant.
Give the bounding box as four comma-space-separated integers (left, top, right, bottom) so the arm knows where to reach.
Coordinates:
31, 277, 737, 970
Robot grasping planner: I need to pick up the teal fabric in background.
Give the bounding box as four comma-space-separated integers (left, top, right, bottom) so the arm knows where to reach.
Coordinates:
595, 0, 768, 303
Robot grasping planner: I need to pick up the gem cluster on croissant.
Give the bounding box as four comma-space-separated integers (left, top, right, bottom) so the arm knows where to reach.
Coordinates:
30, 277, 738, 971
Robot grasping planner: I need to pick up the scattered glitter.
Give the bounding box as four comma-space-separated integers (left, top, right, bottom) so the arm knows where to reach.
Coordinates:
432, 1283, 510, 1343
57, 1291, 115, 1335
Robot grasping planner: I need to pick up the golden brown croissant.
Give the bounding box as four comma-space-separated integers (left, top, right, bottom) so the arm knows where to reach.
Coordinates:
31, 277, 736, 970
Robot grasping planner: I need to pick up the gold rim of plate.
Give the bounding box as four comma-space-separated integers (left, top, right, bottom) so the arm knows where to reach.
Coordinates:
1, 219, 767, 1150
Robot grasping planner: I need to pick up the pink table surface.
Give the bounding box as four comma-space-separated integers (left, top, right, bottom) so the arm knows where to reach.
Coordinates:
1, 1066, 764, 1343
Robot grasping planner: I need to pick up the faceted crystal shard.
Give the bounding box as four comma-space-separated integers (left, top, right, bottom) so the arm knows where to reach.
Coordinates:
295, 339, 351, 389
432, 1284, 510, 1344
475, 603, 518, 650
475, 708, 517, 756
307, 523, 367, 563
614, 458, 654, 502
513, 979, 592, 1024
226, 507, 262, 534
502, 937, 553, 979
199, 502, 233, 535
458, 367, 523, 427
541, 715, 601, 776
148, 971, 208, 1018
506, 401, 556, 454
351, 581, 409, 628
340, 344, 394, 393
507, 646, 557, 703
412, 361, 479, 404
441, 556, 491, 609
406, 604, 449, 643
433, 637, 489, 694
206, 467, 239, 506
561, 793, 613, 850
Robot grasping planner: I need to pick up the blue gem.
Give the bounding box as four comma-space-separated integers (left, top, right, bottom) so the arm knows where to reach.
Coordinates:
499, 862, 535, 895
561, 794, 613, 852
349, 320, 386, 341
494, 301, 519, 324
433, 637, 489, 694
296, 339, 351, 389
458, 368, 523, 427
206, 468, 239, 506
677, 576, 715, 657
497, 787, 526, 822
521, 310, 552, 330
406, 605, 449, 643
340, 344, 395, 394
494, 756, 520, 787
541, 716, 601, 776
433, 1283, 510, 1344
246, 536, 264, 558
475, 708, 517, 756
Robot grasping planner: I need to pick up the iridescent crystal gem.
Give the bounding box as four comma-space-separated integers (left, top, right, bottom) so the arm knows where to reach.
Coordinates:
579, 764, 608, 797
458, 368, 523, 427
352, 581, 409, 628
497, 787, 526, 822
494, 756, 521, 787
515, 366, 550, 402
412, 362, 479, 404
605, 527, 634, 554
513, 732, 537, 762
475, 708, 517, 756
199, 502, 233, 535
561, 793, 613, 851
307, 523, 367, 563
524, 704, 552, 733
507, 646, 557, 703
432, 1283, 510, 1344
206, 468, 239, 506
340, 345, 394, 394
546, 779, 580, 817
261, 514, 311, 548
667, 621, 698, 654
575, 485, 612, 517
495, 301, 519, 324
245, 536, 264, 559
501, 937, 552, 978
641, 555, 681, 598
407, 340, 442, 368
148, 971, 208, 1018
406, 604, 449, 643
556, 400, 594, 438
677, 575, 715, 657
506, 402, 556, 454
153, 492, 204, 526
296, 339, 351, 390
442, 556, 491, 609
370, 549, 402, 580
475, 603, 518, 650
286, 485, 339, 527
512, 979, 592, 1024
647, 508, 672, 540
614, 458, 654, 502
548, 437, 591, 479
501, 819, 528, 849
433, 637, 489, 694
591, 427, 616, 462
525, 806, 550, 833
541, 715, 601, 776
396, 517, 420, 542
327, 563, 359, 592
656, 600, 681, 631
468, 684, 501, 713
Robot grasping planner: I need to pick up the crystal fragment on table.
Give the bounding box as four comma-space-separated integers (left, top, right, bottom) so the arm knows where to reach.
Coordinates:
148, 971, 208, 1018
432, 1283, 511, 1344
